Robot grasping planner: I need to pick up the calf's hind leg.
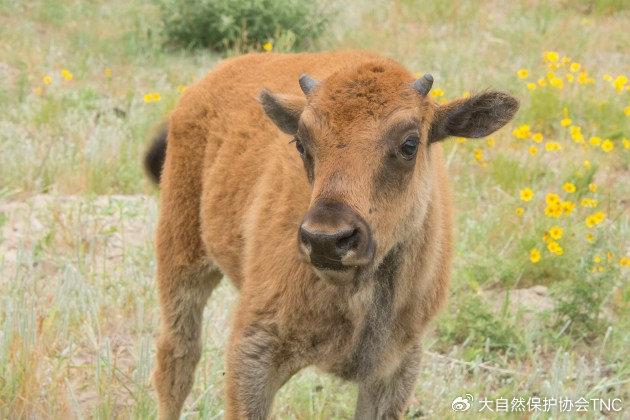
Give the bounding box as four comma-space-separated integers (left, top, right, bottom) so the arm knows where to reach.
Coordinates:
153, 119, 222, 419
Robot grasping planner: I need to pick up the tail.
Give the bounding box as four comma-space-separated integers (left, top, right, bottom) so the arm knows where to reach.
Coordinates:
144, 124, 167, 184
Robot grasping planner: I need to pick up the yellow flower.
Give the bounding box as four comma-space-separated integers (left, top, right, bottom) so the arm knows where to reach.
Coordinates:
589, 136, 601, 146
603, 74, 613, 82
580, 198, 598, 208
570, 126, 584, 143
103, 67, 113, 78
543, 51, 559, 63
430, 88, 445, 98
624, 105, 630, 116
517, 69, 529, 79
570, 62, 581, 72
593, 255, 601, 264
620, 256, 630, 267
527, 82, 536, 91
486, 137, 495, 148
530, 248, 541, 263
585, 211, 606, 228
512, 124, 531, 139
623, 138, 630, 149
549, 226, 563, 240
455, 137, 466, 143
143, 93, 153, 103
531, 132, 543, 143
560, 118, 571, 127
462, 91, 471, 98
586, 233, 594, 243
473, 148, 484, 164
588, 182, 597, 192
549, 77, 564, 89
515, 207, 524, 217
177, 85, 187, 94
561, 200, 575, 215
547, 240, 563, 256
601, 139, 614, 152
60, 69, 73, 81
612, 75, 628, 93
546, 193, 560, 205
528, 145, 538, 156
562, 182, 576, 193
537, 78, 547, 87
151, 92, 161, 102
566, 73, 574, 83
607, 251, 614, 260
545, 141, 562, 151
262, 41, 273, 52
545, 203, 562, 218
43, 74, 52, 85
583, 160, 591, 168
143, 92, 161, 103
520, 188, 534, 202
562, 56, 572, 64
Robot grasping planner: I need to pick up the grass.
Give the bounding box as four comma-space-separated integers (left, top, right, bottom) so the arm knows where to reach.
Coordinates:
0, 0, 628, 418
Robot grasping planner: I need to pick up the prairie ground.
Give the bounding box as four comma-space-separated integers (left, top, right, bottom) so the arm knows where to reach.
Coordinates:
0, 0, 628, 418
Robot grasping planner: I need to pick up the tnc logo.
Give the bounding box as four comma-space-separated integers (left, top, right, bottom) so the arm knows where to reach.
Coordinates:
452, 394, 474, 412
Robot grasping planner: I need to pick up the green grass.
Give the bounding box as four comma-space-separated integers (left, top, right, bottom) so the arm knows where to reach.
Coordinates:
0, 0, 629, 418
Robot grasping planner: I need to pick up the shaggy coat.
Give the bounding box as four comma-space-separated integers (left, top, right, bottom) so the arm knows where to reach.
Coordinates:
147, 51, 518, 419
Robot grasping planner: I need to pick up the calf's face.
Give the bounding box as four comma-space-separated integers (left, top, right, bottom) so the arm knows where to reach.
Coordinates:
260, 62, 518, 283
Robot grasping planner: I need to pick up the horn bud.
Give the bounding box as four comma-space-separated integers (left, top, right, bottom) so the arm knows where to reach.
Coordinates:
412, 73, 434, 97
299, 74, 318, 95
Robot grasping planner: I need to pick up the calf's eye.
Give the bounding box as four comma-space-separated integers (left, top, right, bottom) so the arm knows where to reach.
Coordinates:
399, 135, 419, 159
293, 138, 305, 156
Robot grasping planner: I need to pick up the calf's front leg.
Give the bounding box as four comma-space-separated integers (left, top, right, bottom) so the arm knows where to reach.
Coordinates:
354, 344, 422, 420
225, 318, 299, 419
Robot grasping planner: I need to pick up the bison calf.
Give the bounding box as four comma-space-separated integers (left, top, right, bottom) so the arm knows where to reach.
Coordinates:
147, 51, 518, 419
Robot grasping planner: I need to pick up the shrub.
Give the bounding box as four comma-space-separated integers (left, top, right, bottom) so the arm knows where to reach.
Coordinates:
157, 0, 332, 52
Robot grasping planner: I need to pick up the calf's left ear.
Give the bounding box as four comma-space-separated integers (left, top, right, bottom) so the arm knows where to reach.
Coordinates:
429, 91, 519, 143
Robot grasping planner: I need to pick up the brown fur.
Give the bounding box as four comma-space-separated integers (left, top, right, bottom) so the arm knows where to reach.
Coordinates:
150, 51, 518, 419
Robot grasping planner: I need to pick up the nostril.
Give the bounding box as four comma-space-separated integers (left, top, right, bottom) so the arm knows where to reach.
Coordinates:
335, 228, 360, 253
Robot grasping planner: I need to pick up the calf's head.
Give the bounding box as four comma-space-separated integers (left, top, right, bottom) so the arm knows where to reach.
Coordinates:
260, 61, 518, 283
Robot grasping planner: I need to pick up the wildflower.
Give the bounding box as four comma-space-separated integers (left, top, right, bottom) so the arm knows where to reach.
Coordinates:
570, 126, 584, 143
545, 203, 562, 218
547, 240, 563, 256
430, 88, 445, 98
570, 62, 581, 72
262, 41, 273, 52
601, 139, 614, 152
585, 211, 606, 228
623, 138, 630, 149
545, 142, 562, 151
43, 74, 52, 85
560, 118, 571, 127
588, 182, 597, 192
612, 75, 628, 93
546, 193, 560, 205
586, 233, 594, 243
549, 77, 564, 89
603, 74, 613, 82
177, 85, 187, 94
143, 92, 161, 103
517, 69, 529, 79
620, 256, 630, 267
583, 160, 591, 168
577, 71, 593, 85
543, 51, 559, 63
520, 188, 534, 202
528, 145, 538, 156
103, 67, 113, 78
537, 78, 547, 87
566, 73, 574, 83
455, 137, 466, 143
624, 105, 630, 116
462, 91, 471, 98
580, 198, 598, 208
530, 248, 541, 263
527, 83, 536, 91
563, 182, 576, 193
60, 69, 73, 81
607, 251, 614, 260
531, 132, 543, 143
515, 207, 524, 217
593, 255, 602, 264
561, 200, 575, 215
473, 148, 484, 164
549, 226, 563, 240
589, 136, 602, 146
512, 124, 531, 139
486, 137, 495, 148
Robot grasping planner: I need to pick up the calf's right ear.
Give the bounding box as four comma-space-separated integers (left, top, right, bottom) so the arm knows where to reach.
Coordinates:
258, 89, 306, 135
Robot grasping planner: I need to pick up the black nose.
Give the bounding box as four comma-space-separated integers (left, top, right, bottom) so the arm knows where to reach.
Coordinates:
299, 227, 360, 263
298, 200, 374, 271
